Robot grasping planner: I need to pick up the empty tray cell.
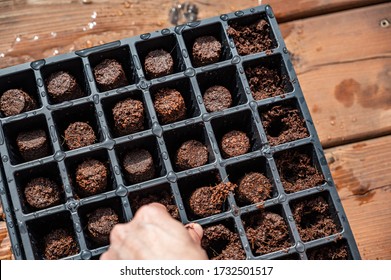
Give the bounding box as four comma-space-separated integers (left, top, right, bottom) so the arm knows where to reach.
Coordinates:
290, 192, 342, 242
196, 65, 247, 113
164, 122, 214, 172
201, 219, 245, 260
242, 206, 293, 256
14, 162, 64, 214
41, 57, 88, 104
307, 239, 350, 260
244, 54, 293, 101
274, 144, 325, 194
0, 69, 40, 118
149, 77, 200, 125
52, 102, 103, 151
135, 34, 185, 79
114, 135, 166, 186
227, 12, 277, 56
128, 183, 179, 219
182, 22, 232, 67
88, 45, 136, 92
101, 89, 151, 138
65, 148, 115, 198
225, 156, 275, 207
211, 110, 262, 159
177, 169, 235, 221
78, 197, 125, 249
2, 114, 53, 165
259, 98, 309, 146
26, 211, 79, 260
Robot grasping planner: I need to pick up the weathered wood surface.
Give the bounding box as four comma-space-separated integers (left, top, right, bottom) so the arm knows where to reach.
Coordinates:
0, 0, 390, 260
326, 135, 391, 260
281, 3, 391, 147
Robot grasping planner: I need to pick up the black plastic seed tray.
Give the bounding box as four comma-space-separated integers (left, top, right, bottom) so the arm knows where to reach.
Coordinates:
0, 5, 360, 260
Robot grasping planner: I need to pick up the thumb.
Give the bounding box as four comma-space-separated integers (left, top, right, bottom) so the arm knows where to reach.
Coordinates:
185, 223, 203, 245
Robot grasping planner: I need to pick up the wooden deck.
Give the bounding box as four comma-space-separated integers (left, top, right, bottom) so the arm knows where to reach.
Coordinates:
0, 0, 390, 260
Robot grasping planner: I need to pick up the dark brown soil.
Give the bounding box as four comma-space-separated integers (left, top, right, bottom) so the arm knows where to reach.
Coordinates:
221, 130, 250, 158
64, 122, 96, 150
24, 177, 62, 209
175, 140, 208, 171
93, 59, 128, 91
43, 228, 78, 260
145, 49, 174, 79
189, 182, 236, 218
292, 196, 339, 242
129, 189, 179, 219
16, 129, 49, 161
87, 207, 119, 245
275, 148, 324, 193
0, 89, 37, 117
46, 71, 84, 103
236, 172, 272, 205
192, 36, 221, 67
123, 149, 155, 184
113, 98, 144, 136
201, 224, 246, 260
244, 211, 291, 255
227, 19, 273, 56
153, 88, 186, 124
245, 66, 288, 100
307, 242, 349, 260
203, 85, 232, 113
75, 159, 108, 196
262, 105, 309, 146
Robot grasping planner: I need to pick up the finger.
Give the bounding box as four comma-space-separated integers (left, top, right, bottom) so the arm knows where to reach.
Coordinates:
100, 249, 116, 260
185, 223, 203, 245
134, 202, 173, 225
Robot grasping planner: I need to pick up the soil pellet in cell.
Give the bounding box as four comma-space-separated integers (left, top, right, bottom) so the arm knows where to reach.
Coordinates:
201, 224, 246, 260
192, 36, 221, 67
0, 89, 37, 117
275, 149, 324, 193
237, 172, 272, 205
64, 122, 96, 150
203, 85, 232, 113
221, 130, 250, 158
144, 49, 174, 79
129, 189, 179, 219
113, 98, 144, 136
24, 177, 62, 209
93, 59, 128, 91
123, 149, 155, 184
244, 212, 291, 255
307, 242, 349, 260
43, 228, 78, 260
75, 159, 108, 196
246, 66, 287, 100
46, 71, 83, 103
87, 207, 119, 245
175, 140, 208, 170
16, 129, 49, 161
262, 105, 309, 146
189, 182, 236, 218
153, 88, 186, 124
227, 19, 273, 55
292, 196, 339, 242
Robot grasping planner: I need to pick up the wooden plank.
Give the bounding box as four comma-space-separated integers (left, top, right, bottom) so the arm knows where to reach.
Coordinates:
0, 0, 389, 68
281, 3, 391, 147
326, 135, 391, 260
0, 221, 13, 260
264, 0, 388, 22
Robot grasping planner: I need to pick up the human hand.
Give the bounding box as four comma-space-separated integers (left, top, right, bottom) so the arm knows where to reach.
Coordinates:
100, 202, 208, 260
